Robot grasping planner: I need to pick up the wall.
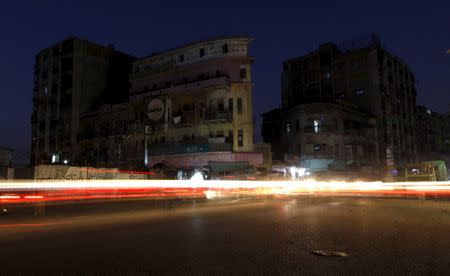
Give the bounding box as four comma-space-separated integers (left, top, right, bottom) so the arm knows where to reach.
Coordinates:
149, 151, 263, 168
34, 165, 146, 180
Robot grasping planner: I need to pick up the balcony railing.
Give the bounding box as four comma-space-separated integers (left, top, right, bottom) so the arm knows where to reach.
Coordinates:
132, 76, 229, 96
204, 111, 232, 122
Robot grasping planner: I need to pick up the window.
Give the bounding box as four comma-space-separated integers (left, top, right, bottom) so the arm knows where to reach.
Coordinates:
314, 144, 326, 152
335, 90, 345, 99
228, 98, 233, 112
286, 123, 291, 134
41, 70, 48, 80
324, 72, 331, 79
238, 129, 243, 147
313, 120, 321, 133
237, 98, 243, 114
199, 48, 205, 57
295, 119, 300, 132
222, 44, 228, 53
240, 67, 247, 80
61, 74, 72, 91
355, 89, 365, 96
178, 54, 184, 63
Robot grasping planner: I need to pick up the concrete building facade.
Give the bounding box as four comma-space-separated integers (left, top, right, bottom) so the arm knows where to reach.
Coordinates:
31, 38, 135, 166
275, 35, 417, 166
262, 103, 378, 171
416, 105, 450, 162
128, 36, 262, 168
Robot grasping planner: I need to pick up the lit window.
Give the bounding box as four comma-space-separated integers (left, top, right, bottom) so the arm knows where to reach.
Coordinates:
286, 124, 291, 134
313, 120, 320, 133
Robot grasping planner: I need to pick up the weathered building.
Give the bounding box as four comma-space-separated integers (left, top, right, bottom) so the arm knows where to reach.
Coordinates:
128, 36, 263, 168
31, 37, 135, 166
276, 35, 417, 166
262, 103, 378, 171
78, 103, 132, 168
416, 105, 450, 162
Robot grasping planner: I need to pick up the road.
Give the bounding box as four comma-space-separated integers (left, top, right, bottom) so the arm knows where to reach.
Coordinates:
1, 196, 450, 275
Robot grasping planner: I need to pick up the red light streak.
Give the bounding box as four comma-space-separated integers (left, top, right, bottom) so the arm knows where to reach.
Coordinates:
1, 180, 450, 204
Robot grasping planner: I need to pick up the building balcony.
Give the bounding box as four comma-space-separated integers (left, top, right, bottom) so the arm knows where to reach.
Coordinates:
132, 75, 229, 98
203, 110, 232, 122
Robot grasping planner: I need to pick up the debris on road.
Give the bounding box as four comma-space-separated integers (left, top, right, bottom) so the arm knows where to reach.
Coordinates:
312, 249, 348, 257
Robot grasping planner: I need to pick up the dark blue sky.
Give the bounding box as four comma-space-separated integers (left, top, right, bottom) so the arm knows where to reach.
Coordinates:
1, 0, 449, 161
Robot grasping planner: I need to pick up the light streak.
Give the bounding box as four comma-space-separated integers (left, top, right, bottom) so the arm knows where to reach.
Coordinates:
0, 180, 449, 204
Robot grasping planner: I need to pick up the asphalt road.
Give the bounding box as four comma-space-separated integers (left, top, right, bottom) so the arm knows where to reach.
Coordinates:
1, 196, 450, 275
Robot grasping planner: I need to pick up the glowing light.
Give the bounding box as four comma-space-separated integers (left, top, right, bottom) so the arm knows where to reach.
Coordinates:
0, 195, 20, 199
24, 195, 44, 199
1, 179, 450, 204
190, 171, 204, 181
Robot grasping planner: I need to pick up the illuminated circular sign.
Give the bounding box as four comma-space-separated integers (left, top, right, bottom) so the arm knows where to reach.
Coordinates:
146, 99, 164, 121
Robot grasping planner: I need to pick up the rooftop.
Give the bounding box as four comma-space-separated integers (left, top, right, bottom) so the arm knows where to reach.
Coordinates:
141, 35, 252, 60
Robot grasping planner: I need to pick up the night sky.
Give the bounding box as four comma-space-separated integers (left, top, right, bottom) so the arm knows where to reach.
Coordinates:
1, 1, 449, 164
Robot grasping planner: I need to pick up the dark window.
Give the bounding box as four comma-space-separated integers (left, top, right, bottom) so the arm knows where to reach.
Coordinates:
238, 129, 243, 147
228, 98, 233, 112
61, 74, 72, 91
200, 48, 205, 57
355, 89, 365, 96
335, 90, 345, 99
237, 98, 243, 114
222, 44, 228, 53
178, 54, 184, 63
240, 68, 247, 80
41, 70, 48, 80
295, 119, 300, 132
61, 57, 73, 72
218, 101, 224, 111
